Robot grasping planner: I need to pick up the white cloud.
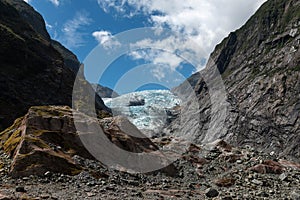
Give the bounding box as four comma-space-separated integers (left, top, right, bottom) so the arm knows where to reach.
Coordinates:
99, 0, 267, 72
151, 66, 165, 81
92, 31, 121, 49
130, 48, 184, 80
45, 21, 53, 29
130, 38, 186, 70
153, 52, 183, 71
60, 12, 91, 49
129, 34, 206, 72
23, 0, 60, 6
48, 0, 60, 6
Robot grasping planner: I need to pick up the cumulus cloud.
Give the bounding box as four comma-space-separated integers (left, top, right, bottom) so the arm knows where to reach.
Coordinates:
130, 48, 184, 80
92, 31, 121, 49
130, 35, 204, 70
60, 11, 92, 49
99, 0, 267, 72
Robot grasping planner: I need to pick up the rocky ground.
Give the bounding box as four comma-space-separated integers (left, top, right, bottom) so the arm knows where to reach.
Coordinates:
1, 138, 299, 200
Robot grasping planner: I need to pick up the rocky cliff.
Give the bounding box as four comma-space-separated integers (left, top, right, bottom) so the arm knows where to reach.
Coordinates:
171, 0, 300, 160
0, 0, 109, 131
92, 84, 119, 98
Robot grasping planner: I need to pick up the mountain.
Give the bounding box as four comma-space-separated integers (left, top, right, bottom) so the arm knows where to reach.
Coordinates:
171, 0, 300, 160
0, 0, 109, 131
91, 84, 119, 98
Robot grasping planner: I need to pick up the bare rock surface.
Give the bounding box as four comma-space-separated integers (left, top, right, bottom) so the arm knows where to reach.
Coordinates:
0, 106, 158, 178
170, 0, 300, 161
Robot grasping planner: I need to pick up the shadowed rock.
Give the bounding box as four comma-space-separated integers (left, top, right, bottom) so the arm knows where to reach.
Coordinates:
0, 0, 110, 132
91, 84, 119, 98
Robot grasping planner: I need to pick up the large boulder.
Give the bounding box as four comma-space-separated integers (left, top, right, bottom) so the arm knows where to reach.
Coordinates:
0, 106, 159, 177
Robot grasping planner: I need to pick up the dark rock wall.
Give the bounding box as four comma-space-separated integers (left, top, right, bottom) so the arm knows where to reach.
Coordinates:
170, 0, 300, 160
0, 0, 109, 131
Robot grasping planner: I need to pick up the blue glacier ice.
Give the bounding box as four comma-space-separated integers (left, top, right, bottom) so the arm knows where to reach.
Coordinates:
103, 90, 181, 136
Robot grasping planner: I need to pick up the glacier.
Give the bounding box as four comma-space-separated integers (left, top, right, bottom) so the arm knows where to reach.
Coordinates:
103, 90, 181, 137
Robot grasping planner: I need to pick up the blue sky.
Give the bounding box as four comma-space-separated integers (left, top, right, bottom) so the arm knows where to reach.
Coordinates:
24, 0, 266, 94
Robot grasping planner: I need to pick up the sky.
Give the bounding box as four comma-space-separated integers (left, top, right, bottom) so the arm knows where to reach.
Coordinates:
24, 0, 266, 94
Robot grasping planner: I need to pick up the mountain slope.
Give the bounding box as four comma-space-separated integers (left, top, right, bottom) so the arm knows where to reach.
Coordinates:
0, 0, 109, 131
172, 0, 300, 160
92, 84, 119, 98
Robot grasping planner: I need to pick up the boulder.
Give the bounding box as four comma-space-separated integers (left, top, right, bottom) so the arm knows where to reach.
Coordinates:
249, 160, 285, 174
205, 188, 219, 198
214, 178, 236, 187
0, 106, 159, 177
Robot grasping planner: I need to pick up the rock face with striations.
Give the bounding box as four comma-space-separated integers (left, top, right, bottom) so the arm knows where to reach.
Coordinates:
0, 0, 109, 131
171, 0, 300, 160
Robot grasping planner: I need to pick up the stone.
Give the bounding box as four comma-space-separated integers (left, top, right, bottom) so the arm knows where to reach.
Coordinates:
22, 177, 30, 181
258, 191, 269, 197
205, 188, 219, 198
0, 193, 11, 200
236, 160, 243, 164
16, 186, 26, 193
214, 178, 236, 187
87, 181, 96, 187
249, 160, 285, 174
86, 192, 95, 197
279, 173, 288, 181
44, 171, 52, 177
251, 179, 263, 185
290, 191, 300, 200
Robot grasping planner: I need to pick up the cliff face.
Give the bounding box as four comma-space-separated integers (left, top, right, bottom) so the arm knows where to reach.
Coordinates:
92, 84, 119, 98
0, 0, 109, 131
171, 0, 300, 160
